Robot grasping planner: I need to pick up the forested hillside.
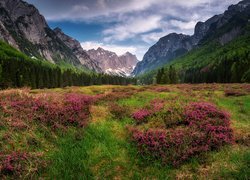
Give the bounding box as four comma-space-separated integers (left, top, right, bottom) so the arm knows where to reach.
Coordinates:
0, 41, 136, 89
139, 32, 250, 84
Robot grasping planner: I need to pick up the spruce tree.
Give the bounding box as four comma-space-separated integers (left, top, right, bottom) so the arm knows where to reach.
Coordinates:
169, 65, 177, 84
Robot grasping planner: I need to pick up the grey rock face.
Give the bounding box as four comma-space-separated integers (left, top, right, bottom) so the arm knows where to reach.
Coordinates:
87, 48, 138, 76
133, 0, 250, 75
192, 15, 222, 45
133, 33, 192, 75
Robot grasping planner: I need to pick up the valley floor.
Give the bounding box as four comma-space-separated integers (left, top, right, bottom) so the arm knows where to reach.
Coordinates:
0, 84, 249, 179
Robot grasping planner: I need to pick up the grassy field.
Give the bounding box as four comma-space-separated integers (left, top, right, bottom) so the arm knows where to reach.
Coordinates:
0, 84, 249, 179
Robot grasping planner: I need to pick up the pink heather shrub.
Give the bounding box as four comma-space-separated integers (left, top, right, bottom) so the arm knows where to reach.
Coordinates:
130, 102, 234, 166
132, 99, 165, 124
32, 93, 94, 127
0, 151, 44, 178
184, 102, 234, 148
162, 101, 184, 128
0, 152, 28, 176
0, 90, 95, 129
130, 127, 208, 166
150, 99, 165, 112
132, 109, 152, 123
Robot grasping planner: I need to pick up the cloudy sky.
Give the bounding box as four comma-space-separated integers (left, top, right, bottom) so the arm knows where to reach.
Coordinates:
25, 0, 241, 60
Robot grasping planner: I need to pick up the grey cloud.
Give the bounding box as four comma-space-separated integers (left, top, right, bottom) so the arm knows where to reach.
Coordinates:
25, 0, 241, 44
25, 0, 240, 22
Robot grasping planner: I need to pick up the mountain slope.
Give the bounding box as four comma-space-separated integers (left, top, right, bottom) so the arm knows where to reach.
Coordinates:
133, 0, 250, 75
87, 48, 138, 76
139, 29, 250, 84
0, 0, 101, 72
133, 33, 192, 75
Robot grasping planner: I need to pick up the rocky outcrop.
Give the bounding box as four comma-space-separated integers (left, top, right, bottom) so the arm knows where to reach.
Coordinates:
87, 48, 138, 76
0, 0, 100, 71
133, 0, 250, 75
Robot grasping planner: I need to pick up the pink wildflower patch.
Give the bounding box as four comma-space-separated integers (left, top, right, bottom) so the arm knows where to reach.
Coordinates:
150, 99, 165, 112
129, 102, 234, 166
0, 90, 95, 130
0, 152, 28, 176
132, 109, 152, 123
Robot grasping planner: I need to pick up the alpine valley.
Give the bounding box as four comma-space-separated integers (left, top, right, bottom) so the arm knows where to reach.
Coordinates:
0, 0, 250, 83
0, 0, 250, 179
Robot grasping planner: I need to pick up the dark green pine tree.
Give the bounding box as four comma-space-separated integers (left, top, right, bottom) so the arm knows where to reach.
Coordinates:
156, 68, 164, 84
169, 65, 178, 84
161, 68, 170, 84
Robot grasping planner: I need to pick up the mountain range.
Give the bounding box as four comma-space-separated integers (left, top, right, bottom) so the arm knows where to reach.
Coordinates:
133, 0, 250, 75
0, 0, 138, 76
0, 0, 249, 80
87, 48, 138, 76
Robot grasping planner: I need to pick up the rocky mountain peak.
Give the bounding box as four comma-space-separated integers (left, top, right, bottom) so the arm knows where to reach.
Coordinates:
87, 48, 138, 77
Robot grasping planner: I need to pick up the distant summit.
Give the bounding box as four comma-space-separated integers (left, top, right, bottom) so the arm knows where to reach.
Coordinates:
87, 48, 138, 77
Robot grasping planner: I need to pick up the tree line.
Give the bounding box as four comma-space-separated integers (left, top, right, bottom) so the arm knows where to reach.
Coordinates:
155, 65, 178, 84
0, 57, 136, 89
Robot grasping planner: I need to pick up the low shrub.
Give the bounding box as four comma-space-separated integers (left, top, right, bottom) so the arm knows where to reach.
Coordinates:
33, 93, 94, 127
0, 152, 28, 177
132, 99, 184, 127
150, 99, 165, 112
161, 101, 184, 128
0, 90, 95, 129
132, 109, 152, 123
130, 127, 208, 166
132, 99, 165, 124
184, 102, 234, 148
129, 102, 234, 166
0, 151, 45, 178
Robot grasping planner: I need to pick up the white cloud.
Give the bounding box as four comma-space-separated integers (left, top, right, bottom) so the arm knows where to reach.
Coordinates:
169, 20, 198, 34
103, 15, 162, 42
26, 0, 240, 22
141, 32, 168, 44
170, 20, 197, 30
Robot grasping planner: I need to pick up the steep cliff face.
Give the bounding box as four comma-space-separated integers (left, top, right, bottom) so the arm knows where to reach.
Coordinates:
133, 33, 192, 75
133, 0, 250, 75
87, 48, 138, 76
0, 0, 101, 71
54, 28, 102, 72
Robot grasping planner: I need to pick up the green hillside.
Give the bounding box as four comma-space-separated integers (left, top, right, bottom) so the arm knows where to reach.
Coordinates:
139, 31, 250, 84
